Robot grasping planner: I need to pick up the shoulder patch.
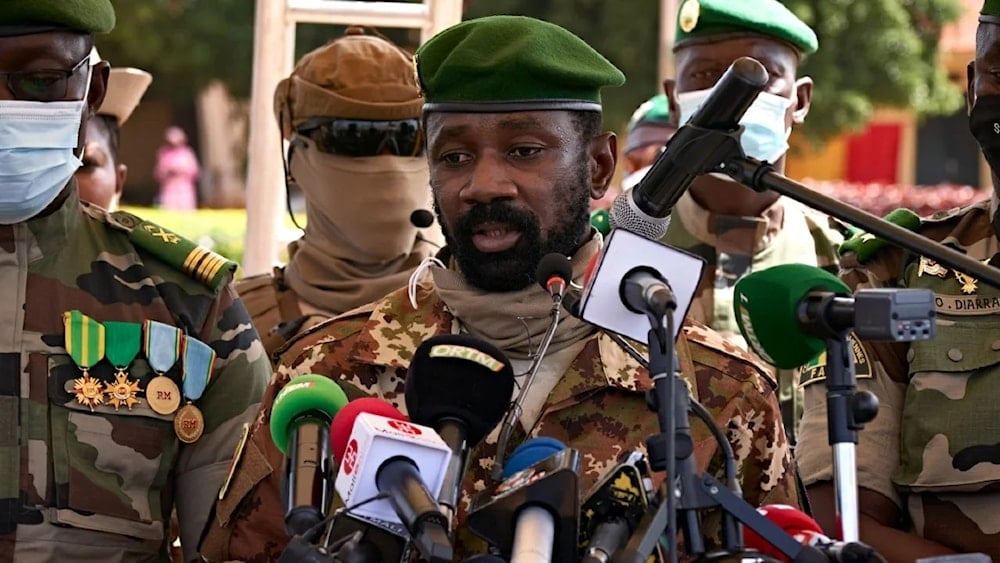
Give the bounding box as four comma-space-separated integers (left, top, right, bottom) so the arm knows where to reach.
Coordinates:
109, 211, 237, 292
798, 332, 873, 387
838, 208, 922, 264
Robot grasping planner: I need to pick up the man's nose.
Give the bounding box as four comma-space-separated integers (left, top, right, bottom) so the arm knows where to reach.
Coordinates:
461, 153, 517, 204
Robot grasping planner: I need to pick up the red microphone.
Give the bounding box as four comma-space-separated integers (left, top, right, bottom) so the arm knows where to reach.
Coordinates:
744, 504, 885, 562
330, 397, 408, 464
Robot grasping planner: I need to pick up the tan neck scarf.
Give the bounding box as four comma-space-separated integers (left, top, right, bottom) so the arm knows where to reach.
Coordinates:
430, 234, 601, 360
284, 141, 442, 315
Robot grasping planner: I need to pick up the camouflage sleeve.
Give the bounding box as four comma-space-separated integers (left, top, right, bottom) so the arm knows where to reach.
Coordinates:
796, 253, 909, 508
199, 316, 370, 562
683, 329, 799, 509
802, 207, 846, 273
174, 283, 270, 562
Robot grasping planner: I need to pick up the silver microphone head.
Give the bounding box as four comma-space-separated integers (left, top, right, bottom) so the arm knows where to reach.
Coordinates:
608, 190, 671, 240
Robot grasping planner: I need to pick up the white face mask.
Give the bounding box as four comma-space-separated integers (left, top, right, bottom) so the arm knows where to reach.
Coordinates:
0, 82, 88, 224
677, 87, 794, 163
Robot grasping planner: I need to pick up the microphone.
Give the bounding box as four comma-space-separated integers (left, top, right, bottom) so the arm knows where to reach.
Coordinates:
467, 438, 580, 563
744, 504, 886, 562
501, 436, 566, 478
268, 374, 349, 536
576, 227, 705, 343
410, 209, 435, 229
404, 334, 516, 529
331, 404, 454, 563
330, 397, 409, 462
536, 252, 573, 299
609, 56, 768, 239
620, 266, 677, 317
578, 451, 654, 563
733, 264, 936, 369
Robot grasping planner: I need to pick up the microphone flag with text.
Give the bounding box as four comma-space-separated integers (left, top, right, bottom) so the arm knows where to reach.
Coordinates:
578, 450, 657, 563
268, 373, 349, 536
467, 438, 580, 563
331, 399, 454, 563
609, 56, 768, 239
404, 333, 516, 530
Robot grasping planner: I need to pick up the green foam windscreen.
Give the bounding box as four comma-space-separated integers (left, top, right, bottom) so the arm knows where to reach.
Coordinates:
269, 373, 349, 455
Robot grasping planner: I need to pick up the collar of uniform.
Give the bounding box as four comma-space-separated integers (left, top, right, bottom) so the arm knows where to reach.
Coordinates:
25, 182, 81, 253
675, 191, 785, 253
350, 281, 453, 370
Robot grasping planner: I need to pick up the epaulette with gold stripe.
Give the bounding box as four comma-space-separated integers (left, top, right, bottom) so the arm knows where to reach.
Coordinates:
109, 211, 237, 292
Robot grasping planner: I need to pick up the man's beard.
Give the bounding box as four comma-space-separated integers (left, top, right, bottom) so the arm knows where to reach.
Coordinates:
436, 169, 591, 292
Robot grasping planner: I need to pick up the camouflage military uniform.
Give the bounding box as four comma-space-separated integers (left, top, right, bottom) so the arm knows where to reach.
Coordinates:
797, 197, 1000, 557
0, 189, 270, 562
202, 276, 799, 561
663, 193, 844, 439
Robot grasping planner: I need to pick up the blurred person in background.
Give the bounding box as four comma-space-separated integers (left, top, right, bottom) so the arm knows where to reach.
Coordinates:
154, 125, 200, 211
661, 0, 846, 441
235, 26, 443, 359
75, 52, 152, 210
621, 93, 677, 192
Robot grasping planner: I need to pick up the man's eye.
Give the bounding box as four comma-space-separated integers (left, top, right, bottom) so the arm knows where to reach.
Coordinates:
13, 72, 65, 100
510, 146, 542, 158
441, 152, 470, 165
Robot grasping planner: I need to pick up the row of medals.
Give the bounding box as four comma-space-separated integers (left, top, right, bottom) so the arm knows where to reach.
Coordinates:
65, 311, 211, 444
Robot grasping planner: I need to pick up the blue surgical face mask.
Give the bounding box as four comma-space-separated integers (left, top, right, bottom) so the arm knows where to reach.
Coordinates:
677, 87, 794, 163
0, 77, 89, 224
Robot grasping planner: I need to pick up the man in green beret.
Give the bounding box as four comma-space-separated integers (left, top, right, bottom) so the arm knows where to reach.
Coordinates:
0, 2, 269, 561
661, 0, 845, 442
797, 1, 1000, 558
622, 93, 678, 191
206, 14, 798, 561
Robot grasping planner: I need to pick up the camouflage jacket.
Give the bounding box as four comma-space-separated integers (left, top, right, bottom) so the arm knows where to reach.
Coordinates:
663, 193, 845, 440
797, 197, 1000, 557
202, 278, 799, 562
234, 267, 327, 362
0, 189, 270, 562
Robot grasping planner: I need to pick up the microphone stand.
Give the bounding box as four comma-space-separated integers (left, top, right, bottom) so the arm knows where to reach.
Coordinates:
722, 156, 1000, 290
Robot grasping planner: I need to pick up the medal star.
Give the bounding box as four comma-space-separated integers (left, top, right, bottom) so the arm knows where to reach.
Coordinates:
955, 272, 979, 295
73, 374, 104, 411
105, 373, 142, 411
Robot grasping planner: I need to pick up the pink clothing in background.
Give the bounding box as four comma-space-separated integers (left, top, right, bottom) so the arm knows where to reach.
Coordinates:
154, 128, 200, 211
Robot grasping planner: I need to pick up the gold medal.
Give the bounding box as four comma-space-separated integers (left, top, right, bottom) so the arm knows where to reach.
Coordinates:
104, 372, 142, 411
146, 375, 181, 415
174, 402, 205, 443
954, 270, 979, 295
72, 374, 104, 411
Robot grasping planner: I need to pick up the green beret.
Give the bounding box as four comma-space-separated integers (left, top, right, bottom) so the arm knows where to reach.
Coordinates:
983, 0, 1000, 22
415, 15, 625, 112
674, 0, 817, 56
0, 0, 115, 36
625, 94, 676, 154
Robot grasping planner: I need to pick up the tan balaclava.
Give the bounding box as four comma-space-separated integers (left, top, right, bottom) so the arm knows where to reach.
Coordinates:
274, 27, 443, 315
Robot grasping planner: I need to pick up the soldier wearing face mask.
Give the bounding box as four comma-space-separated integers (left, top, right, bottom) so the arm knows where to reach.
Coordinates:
796, 1, 1000, 558
660, 0, 846, 441
0, 2, 270, 561
236, 27, 444, 359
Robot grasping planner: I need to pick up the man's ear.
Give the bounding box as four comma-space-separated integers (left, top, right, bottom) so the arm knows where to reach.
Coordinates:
791, 76, 813, 124
88, 61, 110, 116
662, 78, 680, 127
589, 132, 617, 201
115, 163, 128, 199
968, 60, 976, 115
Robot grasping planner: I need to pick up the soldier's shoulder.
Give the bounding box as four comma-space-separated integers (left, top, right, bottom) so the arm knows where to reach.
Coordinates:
274, 300, 378, 366
84, 205, 238, 293
681, 317, 776, 389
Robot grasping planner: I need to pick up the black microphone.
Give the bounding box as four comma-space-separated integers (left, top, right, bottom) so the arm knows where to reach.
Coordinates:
578, 451, 655, 563
411, 209, 435, 228
619, 266, 677, 318
536, 253, 573, 300
404, 334, 516, 531
467, 439, 580, 563
609, 56, 768, 239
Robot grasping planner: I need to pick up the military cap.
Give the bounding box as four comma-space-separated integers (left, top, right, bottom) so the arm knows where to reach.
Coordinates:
0, 0, 115, 36
274, 26, 423, 139
673, 0, 817, 56
625, 94, 676, 154
415, 15, 625, 112
983, 0, 1000, 23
